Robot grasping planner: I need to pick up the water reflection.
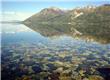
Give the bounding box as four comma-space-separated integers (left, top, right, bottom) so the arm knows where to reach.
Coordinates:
24, 23, 110, 44
1, 23, 110, 80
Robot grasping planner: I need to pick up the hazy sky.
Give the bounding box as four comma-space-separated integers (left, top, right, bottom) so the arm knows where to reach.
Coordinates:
1, 0, 110, 21
2, 0, 110, 12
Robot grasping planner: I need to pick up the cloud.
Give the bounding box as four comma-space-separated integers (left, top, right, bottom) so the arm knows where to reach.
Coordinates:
1, 11, 34, 21
2, 11, 15, 14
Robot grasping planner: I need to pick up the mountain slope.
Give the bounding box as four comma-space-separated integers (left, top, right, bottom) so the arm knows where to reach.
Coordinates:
71, 5, 110, 43
24, 5, 110, 43
24, 7, 65, 24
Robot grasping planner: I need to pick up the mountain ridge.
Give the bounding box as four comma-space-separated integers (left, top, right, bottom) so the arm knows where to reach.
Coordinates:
23, 4, 110, 43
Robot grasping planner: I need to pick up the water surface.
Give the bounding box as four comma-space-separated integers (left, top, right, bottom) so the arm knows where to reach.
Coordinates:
1, 23, 110, 80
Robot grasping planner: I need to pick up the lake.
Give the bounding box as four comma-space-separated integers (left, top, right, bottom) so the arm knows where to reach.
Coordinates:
1, 23, 110, 80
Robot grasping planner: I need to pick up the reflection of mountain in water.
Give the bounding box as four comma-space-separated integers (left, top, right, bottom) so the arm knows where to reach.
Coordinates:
24, 4, 110, 44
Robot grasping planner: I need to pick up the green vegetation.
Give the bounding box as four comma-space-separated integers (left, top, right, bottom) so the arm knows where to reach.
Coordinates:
24, 5, 110, 43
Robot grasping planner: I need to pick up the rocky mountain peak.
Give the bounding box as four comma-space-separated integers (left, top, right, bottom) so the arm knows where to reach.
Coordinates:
39, 7, 65, 15
49, 6, 61, 11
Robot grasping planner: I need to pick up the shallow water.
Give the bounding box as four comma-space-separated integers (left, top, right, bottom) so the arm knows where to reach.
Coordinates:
1, 23, 110, 80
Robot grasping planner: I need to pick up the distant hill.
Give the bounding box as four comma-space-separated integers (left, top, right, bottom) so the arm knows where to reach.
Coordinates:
24, 4, 110, 43
1, 20, 21, 23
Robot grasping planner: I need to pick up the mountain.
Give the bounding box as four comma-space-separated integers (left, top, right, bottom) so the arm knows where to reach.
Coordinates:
71, 5, 110, 43
24, 7, 66, 24
24, 5, 110, 43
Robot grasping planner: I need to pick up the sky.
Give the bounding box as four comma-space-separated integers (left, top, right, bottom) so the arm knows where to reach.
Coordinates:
1, 0, 110, 21
2, 0, 110, 12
